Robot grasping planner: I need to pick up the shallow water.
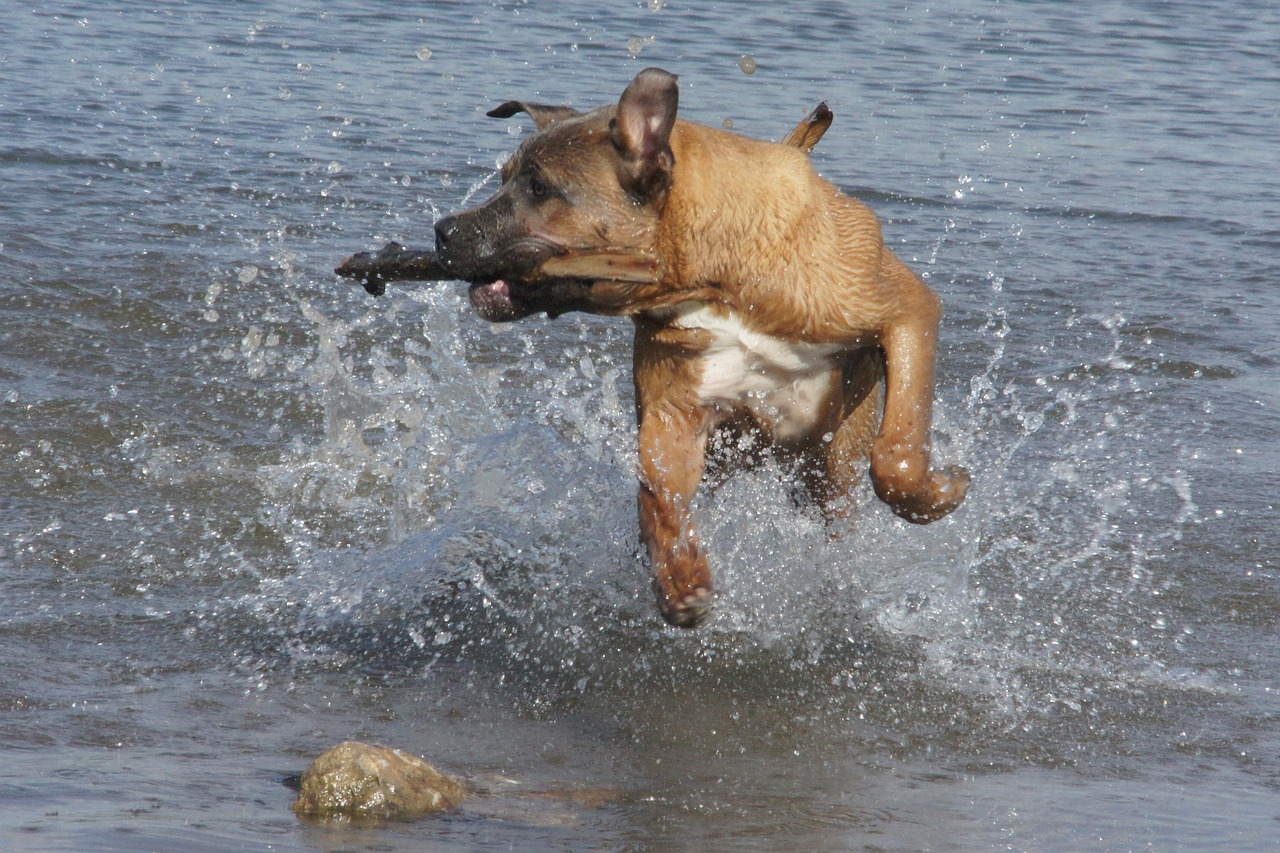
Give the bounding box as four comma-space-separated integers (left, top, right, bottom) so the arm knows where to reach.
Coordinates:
3, 1, 1279, 850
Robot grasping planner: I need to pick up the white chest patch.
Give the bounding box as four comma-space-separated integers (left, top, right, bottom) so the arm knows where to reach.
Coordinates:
670, 303, 846, 443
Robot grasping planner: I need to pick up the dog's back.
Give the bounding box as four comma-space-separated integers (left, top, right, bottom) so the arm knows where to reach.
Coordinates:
657, 121, 913, 348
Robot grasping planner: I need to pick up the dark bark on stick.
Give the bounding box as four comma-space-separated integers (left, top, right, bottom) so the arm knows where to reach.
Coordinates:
334, 242, 450, 296
335, 242, 661, 297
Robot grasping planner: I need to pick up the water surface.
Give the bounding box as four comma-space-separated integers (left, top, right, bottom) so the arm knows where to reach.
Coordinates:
2, 1, 1278, 850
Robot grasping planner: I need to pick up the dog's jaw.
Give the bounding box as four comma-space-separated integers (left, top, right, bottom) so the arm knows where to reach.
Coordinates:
467, 276, 603, 322
467, 279, 520, 321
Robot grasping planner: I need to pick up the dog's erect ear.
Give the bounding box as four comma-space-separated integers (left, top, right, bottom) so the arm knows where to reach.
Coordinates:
611, 67, 678, 201
486, 101, 579, 130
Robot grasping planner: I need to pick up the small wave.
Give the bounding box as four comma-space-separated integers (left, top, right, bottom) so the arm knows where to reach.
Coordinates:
1049, 357, 1236, 382
1018, 203, 1246, 233
0, 146, 166, 173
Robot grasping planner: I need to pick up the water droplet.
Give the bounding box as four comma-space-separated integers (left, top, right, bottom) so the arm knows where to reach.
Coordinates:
627, 36, 655, 57
416, 46, 433, 61
238, 265, 259, 284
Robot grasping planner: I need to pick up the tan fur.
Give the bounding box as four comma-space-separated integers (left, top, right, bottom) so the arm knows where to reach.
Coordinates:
432, 69, 969, 628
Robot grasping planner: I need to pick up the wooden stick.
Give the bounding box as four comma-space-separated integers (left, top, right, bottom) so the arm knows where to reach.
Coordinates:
334, 243, 661, 296
334, 242, 449, 296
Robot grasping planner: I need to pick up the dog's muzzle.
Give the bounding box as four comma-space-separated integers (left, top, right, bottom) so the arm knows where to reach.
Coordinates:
432, 214, 466, 275
434, 215, 516, 321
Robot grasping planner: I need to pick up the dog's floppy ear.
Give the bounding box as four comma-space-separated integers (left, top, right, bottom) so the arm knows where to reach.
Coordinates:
486, 101, 579, 130
611, 67, 678, 201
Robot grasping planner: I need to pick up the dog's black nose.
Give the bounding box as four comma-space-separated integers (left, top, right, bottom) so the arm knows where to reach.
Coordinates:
434, 215, 458, 253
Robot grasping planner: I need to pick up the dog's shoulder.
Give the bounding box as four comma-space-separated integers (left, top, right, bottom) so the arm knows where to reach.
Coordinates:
670, 120, 813, 187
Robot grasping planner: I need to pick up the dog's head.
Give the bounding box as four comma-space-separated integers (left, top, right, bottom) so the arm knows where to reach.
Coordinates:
433, 68, 679, 321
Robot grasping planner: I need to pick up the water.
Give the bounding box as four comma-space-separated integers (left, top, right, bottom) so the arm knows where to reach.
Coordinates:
2, 1, 1278, 850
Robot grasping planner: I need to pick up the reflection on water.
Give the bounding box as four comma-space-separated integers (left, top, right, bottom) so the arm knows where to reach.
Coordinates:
2, 1, 1279, 850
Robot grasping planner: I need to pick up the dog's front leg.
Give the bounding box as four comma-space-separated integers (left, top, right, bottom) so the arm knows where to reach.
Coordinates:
632, 328, 716, 628
636, 400, 713, 628
871, 275, 971, 523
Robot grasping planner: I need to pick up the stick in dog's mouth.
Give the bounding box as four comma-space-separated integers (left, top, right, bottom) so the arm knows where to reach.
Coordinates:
335, 243, 661, 303
535, 247, 661, 284
465, 248, 663, 321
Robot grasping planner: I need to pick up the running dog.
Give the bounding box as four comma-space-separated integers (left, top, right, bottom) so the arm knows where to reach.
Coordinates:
433, 68, 969, 627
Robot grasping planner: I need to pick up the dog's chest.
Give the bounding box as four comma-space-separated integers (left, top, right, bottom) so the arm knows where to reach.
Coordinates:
670, 304, 845, 442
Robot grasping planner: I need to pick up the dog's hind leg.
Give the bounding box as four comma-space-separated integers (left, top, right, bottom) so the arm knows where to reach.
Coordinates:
812, 348, 885, 524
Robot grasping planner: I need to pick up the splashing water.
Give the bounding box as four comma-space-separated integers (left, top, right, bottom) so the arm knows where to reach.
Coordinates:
193, 218, 1212, 747
5, 2, 1278, 848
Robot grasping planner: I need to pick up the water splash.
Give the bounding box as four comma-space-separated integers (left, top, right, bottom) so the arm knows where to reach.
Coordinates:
174, 204, 1220, 751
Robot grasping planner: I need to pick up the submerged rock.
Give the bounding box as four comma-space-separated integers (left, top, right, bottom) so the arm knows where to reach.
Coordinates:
292, 741, 469, 820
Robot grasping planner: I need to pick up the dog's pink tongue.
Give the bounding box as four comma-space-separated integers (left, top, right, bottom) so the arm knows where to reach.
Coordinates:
477, 280, 509, 300
468, 279, 515, 319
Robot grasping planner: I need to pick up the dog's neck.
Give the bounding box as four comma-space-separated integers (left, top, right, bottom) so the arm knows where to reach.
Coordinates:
660, 121, 820, 293
645, 121, 885, 344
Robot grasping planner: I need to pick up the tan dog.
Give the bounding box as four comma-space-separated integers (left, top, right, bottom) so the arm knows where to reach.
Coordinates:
433, 68, 969, 627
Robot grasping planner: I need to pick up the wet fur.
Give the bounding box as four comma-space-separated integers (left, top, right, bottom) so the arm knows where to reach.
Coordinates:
434, 69, 969, 627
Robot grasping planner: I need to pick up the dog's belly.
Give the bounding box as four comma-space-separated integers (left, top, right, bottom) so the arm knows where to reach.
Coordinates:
671, 303, 845, 443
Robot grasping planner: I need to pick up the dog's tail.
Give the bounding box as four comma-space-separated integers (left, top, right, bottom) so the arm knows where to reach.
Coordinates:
782, 102, 833, 154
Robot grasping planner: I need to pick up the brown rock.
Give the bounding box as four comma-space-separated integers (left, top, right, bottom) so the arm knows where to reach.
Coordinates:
292, 741, 469, 820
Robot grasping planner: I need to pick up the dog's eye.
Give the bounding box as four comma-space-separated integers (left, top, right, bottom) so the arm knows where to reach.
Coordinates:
528, 171, 553, 200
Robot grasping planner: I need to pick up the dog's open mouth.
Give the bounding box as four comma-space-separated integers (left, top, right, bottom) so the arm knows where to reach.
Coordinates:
467, 276, 594, 322
467, 278, 535, 321
467, 279, 513, 315
462, 249, 663, 322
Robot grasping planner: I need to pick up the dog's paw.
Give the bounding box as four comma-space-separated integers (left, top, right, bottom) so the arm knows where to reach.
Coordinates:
887, 464, 971, 524
658, 587, 714, 629
871, 440, 972, 524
